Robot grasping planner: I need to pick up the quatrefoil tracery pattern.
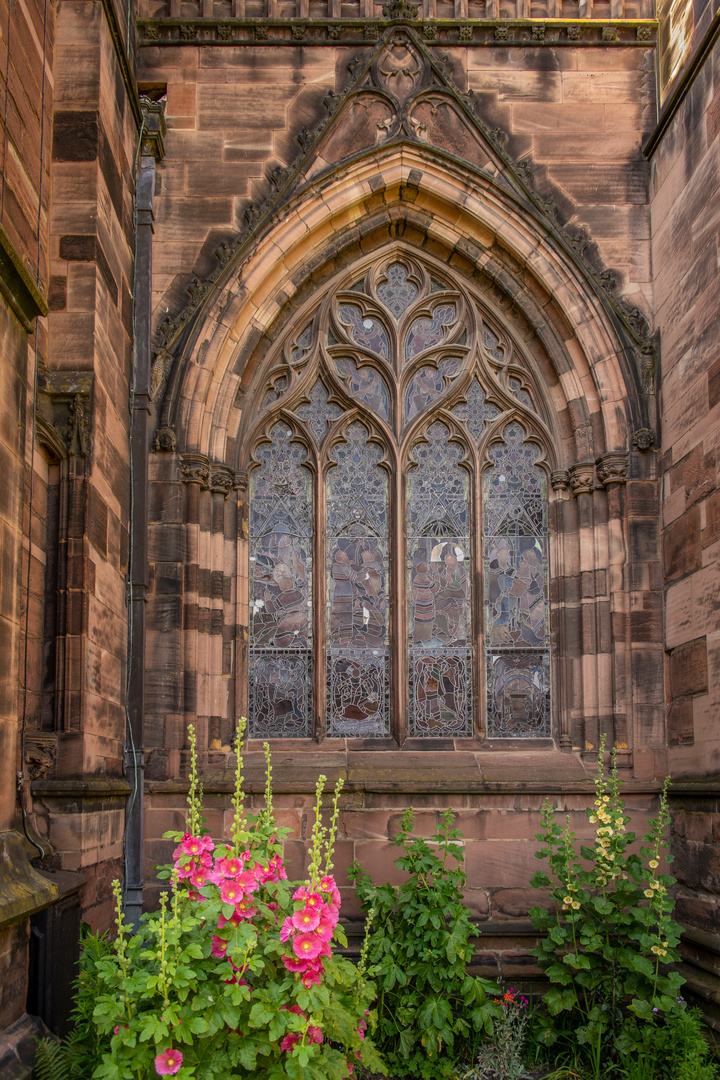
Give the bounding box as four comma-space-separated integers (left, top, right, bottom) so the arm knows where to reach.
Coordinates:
246, 254, 551, 741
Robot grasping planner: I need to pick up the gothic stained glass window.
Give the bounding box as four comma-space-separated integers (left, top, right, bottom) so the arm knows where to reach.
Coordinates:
246, 253, 552, 744
333, 357, 390, 422
293, 380, 343, 445
407, 423, 472, 736
483, 422, 551, 737
377, 263, 418, 319
249, 422, 312, 737
337, 304, 390, 359
326, 423, 390, 737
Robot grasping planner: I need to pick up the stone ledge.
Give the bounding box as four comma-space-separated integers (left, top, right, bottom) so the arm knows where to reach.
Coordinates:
31, 778, 132, 799
0, 832, 59, 931
0, 225, 48, 331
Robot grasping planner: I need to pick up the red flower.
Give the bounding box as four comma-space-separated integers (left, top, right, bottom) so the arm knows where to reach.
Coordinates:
280, 1033, 301, 1052
220, 880, 244, 905
308, 1025, 323, 1044
155, 1048, 183, 1075
292, 907, 321, 932
211, 935, 228, 958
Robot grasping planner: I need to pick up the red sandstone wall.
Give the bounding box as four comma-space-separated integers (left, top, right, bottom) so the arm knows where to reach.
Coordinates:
139, 39, 656, 329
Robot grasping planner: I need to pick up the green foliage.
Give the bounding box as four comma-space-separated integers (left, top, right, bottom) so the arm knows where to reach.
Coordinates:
47, 721, 382, 1080
350, 808, 500, 1079
617, 1005, 718, 1080
529, 735, 687, 1079
457, 988, 530, 1080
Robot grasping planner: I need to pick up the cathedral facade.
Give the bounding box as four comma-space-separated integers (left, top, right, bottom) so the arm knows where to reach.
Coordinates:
0, 0, 719, 1065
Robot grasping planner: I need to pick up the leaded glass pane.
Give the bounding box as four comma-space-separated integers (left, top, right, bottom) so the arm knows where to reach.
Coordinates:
405, 304, 456, 362
338, 304, 390, 359
249, 422, 312, 737
290, 323, 314, 364
452, 378, 501, 441
326, 422, 389, 737
294, 380, 343, 444
377, 263, 418, 319
407, 422, 471, 736
483, 325, 506, 364
333, 357, 390, 422
404, 358, 462, 425
483, 422, 550, 738
509, 376, 533, 410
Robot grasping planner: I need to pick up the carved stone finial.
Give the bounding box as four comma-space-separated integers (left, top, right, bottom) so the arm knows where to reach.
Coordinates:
550, 469, 570, 491
180, 453, 210, 486
153, 426, 176, 453
66, 394, 91, 457
639, 346, 656, 395
596, 451, 629, 487
633, 428, 654, 451
568, 461, 595, 495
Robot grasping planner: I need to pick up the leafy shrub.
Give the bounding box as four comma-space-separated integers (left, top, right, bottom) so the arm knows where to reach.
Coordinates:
529, 735, 686, 1079
457, 987, 530, 1080
350, 808, 499, 1079
39, 722, 382, 1080
617, 1003, 718, 1080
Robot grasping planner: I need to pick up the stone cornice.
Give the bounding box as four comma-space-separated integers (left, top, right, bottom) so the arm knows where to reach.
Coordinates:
138, 16, 657, 47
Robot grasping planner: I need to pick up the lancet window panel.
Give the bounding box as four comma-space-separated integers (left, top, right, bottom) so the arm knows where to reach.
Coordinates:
245, 253, 554, 743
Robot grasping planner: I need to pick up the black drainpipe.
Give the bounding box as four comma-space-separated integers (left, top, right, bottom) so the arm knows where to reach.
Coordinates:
125, 99, 165, 928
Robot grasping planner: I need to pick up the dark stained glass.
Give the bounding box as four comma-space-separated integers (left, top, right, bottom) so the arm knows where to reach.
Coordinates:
483, 421, 550, 738
407, 422, 471, 736
508, 375, 533, 410
263, 373, 288, 407
326, 422, 389, 737
290, 322, 314, 364
377, 263, 419, 319
249, 652, 311, 738
404, 357, 461, 425
333, 357, 390, 422
483, 325, 506, 364
294, 379, 343, 445
452, 378, 501, 441
405, 304, 457, 362
338, 303, 390, 359
249, 422, 312, 737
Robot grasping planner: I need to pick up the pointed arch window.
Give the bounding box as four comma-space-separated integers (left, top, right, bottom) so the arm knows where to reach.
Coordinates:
246, 254, 552, 742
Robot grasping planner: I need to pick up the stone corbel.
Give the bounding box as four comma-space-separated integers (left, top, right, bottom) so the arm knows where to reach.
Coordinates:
568, 461, 595, 496
179, 452, 210, 485
206, 464, 235, 497
550, 469, 570, 492
36, 370, 93, 458
140, 96, 167, 162
596, 451, 629, 487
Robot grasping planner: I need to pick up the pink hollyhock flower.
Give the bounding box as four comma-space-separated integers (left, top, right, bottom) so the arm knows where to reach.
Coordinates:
292, 907, 321, 933
190, 868, 210, 888
187, 889, 205, 902
314, 912, 334, 943
280, 917, 295, 942
235, 871, 259, 893
346, 1063, 355, 1077
200, 836, 214, 852
211, 935, 228, 958
155, 1048, 183, 1075
173, 856, 196, 880
293, 933, 323, 961
319, 876, 341, 908
282, 955, 308, 973
280, 1033, 302, 1052
181, 835, 205, 856
220, 880, 244, 905
234, 897, 257, 920
241, 850, 252, 862
198, 850, 213, 869
301, 961, 325, 988
270, 855, 287, 880
217, 910, 241, 930
217, 857, 244, 877
293, 885, 309, 902
308, 1025, 323, 1044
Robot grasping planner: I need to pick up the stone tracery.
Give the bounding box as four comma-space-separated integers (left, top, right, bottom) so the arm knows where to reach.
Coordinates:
246, 254, 550, 740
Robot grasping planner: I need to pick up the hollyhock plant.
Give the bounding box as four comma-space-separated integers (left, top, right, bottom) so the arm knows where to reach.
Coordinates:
80, 721, 382, 1080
